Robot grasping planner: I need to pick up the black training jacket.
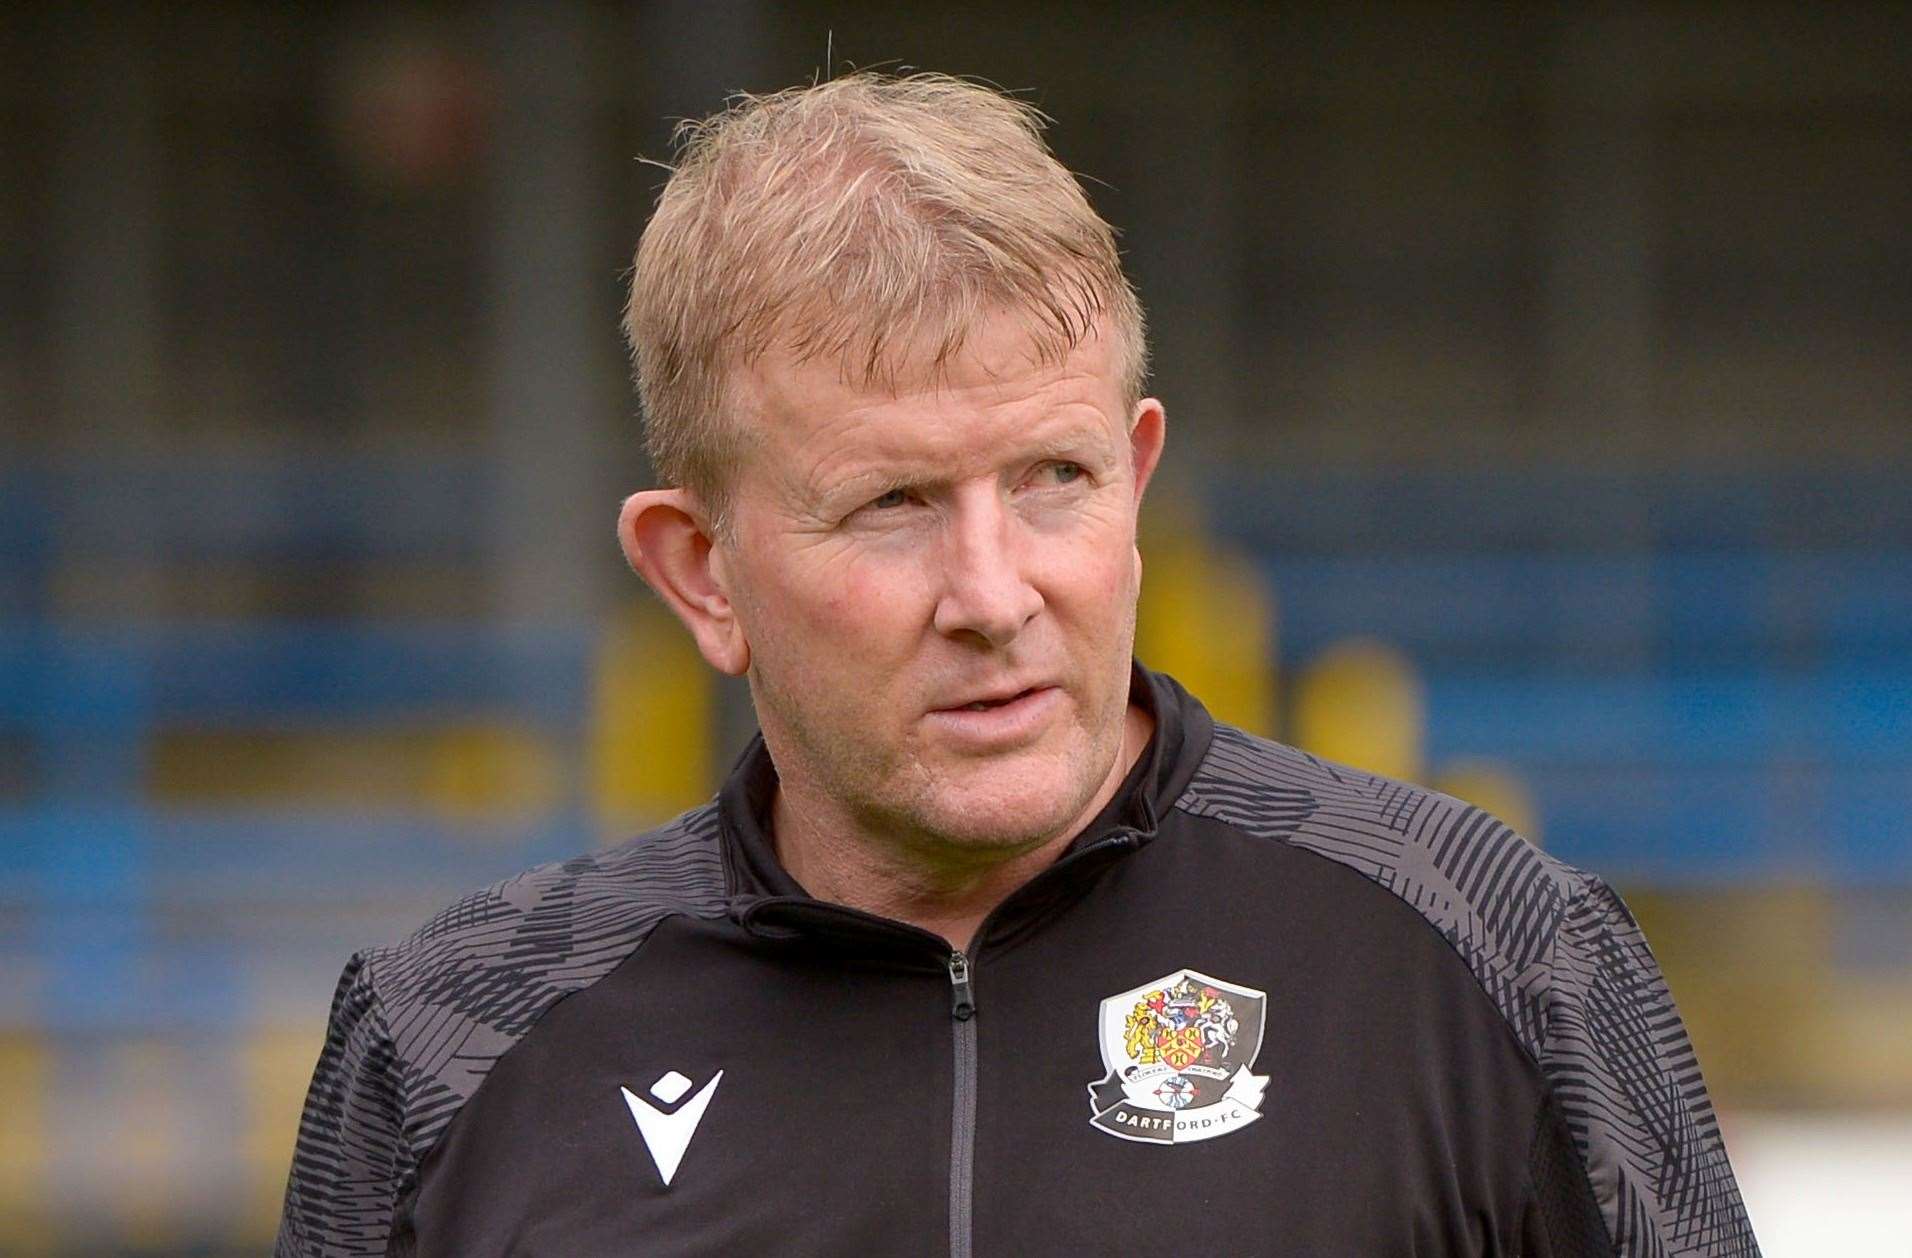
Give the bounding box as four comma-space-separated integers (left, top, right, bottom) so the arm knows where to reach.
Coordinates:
277, 666, 1759, 1257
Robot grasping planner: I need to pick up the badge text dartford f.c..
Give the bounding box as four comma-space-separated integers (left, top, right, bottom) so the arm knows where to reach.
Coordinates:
1087, 968, 1269, 1145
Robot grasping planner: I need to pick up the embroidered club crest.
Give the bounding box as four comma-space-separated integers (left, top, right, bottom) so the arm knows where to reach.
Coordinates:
1087, 968, 1268, 1145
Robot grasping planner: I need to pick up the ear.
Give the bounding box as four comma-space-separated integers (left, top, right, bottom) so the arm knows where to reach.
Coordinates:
1127, 397, 1166, 505
617, 489, 750, 676
1126, 399, 1167, 589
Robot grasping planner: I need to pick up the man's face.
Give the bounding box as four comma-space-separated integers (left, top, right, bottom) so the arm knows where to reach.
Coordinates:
716, 313, 1165, 854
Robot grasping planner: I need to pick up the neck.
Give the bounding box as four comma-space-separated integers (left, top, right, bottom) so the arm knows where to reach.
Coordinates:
772, 702, 1153, 951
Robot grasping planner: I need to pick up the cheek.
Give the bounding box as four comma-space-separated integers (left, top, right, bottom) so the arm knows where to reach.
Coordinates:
1043, 519, 1140, 593
766, 551, 931, 650
1036, 536, 1144, 659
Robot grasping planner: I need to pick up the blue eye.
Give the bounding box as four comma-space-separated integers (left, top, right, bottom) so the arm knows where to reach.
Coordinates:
871, 488, 910, 510
1050, 462, 1084, 484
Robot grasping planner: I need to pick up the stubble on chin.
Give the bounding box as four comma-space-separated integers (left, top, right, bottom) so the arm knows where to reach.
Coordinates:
883, 684, 1131, 856
755, 664, 1128, 858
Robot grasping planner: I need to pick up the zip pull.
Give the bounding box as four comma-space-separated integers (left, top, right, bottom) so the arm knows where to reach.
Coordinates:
947, 950, 976, 1021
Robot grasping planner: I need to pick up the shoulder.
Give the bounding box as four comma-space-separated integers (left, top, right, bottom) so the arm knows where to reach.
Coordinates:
354, 803, 730, 1140
367, 802, 728, 993
280, 808, 733, 1249
1176, 721, 1590, 1061
1178, 725, 1759, 1250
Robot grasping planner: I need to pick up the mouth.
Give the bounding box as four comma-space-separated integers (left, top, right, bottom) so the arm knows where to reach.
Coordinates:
937, 685, 1048, 714
925, 685, 1063, 748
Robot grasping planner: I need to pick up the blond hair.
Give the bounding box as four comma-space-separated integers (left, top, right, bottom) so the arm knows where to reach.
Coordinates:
623, 71, 1147, 525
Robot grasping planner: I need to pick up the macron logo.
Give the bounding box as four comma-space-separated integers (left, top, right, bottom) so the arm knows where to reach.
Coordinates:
620, 1069, 722, 1187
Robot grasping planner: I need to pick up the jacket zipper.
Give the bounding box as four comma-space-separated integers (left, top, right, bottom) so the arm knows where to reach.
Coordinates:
744, 833, 1141, 1256
941, 831, 1139, 1258
947, 949, 977, 1258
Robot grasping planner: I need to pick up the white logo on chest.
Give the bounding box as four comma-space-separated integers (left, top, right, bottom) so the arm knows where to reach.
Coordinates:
1087, 968, 1269, 1145
621, 1069, 723, 1186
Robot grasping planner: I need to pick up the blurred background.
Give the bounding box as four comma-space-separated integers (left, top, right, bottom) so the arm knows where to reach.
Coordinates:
1, 2, 1907, 1253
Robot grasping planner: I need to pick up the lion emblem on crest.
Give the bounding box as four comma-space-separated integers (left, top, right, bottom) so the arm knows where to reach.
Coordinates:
1089, 967, 1269, 1145
1122, 974, 1240, 1071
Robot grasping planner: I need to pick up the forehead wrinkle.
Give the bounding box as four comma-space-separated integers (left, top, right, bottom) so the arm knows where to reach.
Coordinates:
739, 315, 1130, 506
805, 404, 1123, 504
782, 306, 1117, 409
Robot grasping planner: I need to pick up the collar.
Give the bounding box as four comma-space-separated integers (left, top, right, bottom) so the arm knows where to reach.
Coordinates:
716, 662, 1215, 939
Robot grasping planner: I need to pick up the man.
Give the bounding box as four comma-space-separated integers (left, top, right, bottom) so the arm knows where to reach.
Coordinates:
278, 73, 1758, 1256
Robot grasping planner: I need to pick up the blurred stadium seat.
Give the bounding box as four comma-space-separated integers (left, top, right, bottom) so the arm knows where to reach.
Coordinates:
3, 3, 1907, 1250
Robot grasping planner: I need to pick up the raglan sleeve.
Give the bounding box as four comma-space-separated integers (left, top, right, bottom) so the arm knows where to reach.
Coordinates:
1532, 870, 1761, 1256
275, 951, 413, 1258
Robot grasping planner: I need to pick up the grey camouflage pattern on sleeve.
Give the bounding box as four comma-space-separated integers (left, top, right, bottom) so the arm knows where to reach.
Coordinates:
276, 954, 408, 1256
274, 805, 728, 1257
1176, 722, 1759, 1258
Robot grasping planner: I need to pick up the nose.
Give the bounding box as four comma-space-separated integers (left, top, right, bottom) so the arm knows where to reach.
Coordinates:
931, 488, 1043, 646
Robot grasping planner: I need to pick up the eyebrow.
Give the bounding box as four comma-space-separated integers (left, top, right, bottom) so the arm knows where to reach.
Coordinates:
814, 423, 1117, 507
1020, 428, 1108, 464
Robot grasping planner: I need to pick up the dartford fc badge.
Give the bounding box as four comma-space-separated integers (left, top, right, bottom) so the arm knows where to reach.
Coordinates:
1087, 968, 1269, 1145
